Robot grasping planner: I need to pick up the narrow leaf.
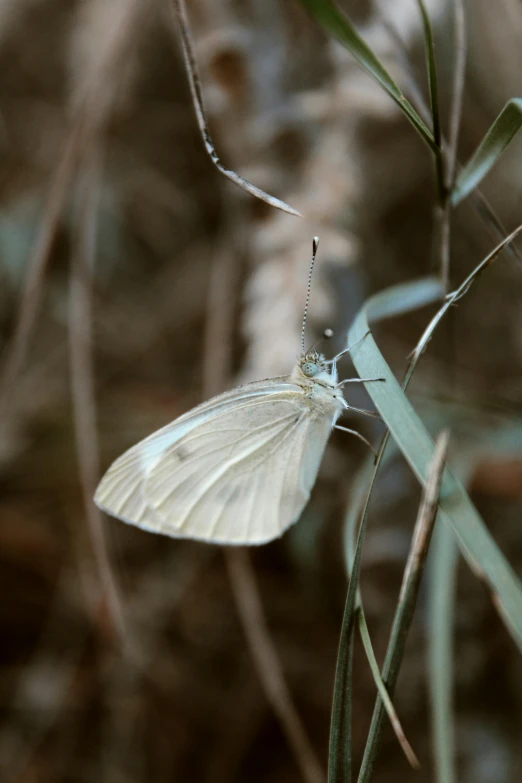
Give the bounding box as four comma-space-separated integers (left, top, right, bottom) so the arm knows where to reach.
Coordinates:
446, 0, 467, 188
328, 514, 364, 782
299, 0, 437, 152
415, 0, 444, 195
452, 98, 522, 205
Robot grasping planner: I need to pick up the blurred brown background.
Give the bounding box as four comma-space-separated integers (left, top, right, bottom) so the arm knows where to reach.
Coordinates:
1, 0, 522, 781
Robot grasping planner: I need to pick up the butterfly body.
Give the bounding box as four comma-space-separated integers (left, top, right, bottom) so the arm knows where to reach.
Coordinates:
94, 351, 345, 545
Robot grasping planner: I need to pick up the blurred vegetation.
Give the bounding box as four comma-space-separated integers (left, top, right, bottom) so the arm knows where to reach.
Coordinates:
1, 0, 522, 782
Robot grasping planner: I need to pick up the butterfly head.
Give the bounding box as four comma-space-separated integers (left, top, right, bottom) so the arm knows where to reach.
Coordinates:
299, 350, 326, 377
296, 350, 336, 386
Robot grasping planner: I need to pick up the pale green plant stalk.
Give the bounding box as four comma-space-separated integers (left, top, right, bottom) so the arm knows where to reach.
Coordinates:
428, 522, 459, 783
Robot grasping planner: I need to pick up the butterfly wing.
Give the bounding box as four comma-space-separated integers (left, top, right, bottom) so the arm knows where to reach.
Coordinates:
95, 378, 339, 544
94, 379, 292, 529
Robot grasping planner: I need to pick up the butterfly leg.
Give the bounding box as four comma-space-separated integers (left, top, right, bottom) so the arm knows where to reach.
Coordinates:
336, 377, 385, 389
340, 398, 382, 420
335, 425, 377, 456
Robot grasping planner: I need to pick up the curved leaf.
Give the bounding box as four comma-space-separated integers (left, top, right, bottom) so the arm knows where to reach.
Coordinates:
347, 278, 522, 651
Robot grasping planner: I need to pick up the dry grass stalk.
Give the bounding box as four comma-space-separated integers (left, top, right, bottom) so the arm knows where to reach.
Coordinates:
202, 229, 324, 783
226, 549, 325, 783
68, 151, 126, 642
0, 0, 147, 413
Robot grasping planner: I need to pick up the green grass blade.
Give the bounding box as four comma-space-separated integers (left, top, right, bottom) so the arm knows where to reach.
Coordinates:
328, 542, 360, 782
343, 277, 443, 575
343, 276, 443, 604
428, 521, 458, 783
452, 98, 522, 205
299, 0, 437, 152
347, 278, 522, 652
415, 0, 444, 196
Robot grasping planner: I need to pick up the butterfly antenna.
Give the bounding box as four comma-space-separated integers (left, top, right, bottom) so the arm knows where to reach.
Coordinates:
301, 237, 319, 355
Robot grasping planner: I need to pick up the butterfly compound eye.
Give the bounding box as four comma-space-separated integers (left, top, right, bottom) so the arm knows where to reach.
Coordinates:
301, 361, 319, 377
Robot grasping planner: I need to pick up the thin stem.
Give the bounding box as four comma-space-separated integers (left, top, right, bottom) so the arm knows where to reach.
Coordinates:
415, 0, 444, 199
328, 618, 355, 783
410, 224, 522, 366
414, 0, 446, 294
329, 413, 396, 782
328, 504, 368, 783
357, 609, 419, 769
428, 523, 459, 783
358, 431, 450, 782
440, 0, 467, 291
437, 200, 451, 294
446, 0, 467, 190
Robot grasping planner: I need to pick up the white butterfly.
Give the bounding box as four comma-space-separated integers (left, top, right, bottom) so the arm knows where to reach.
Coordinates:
94, 239, 382, 545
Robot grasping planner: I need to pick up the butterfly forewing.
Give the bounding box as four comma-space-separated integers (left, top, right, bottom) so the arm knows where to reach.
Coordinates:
94, 378, 341, 544
146, 397, 304, 542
